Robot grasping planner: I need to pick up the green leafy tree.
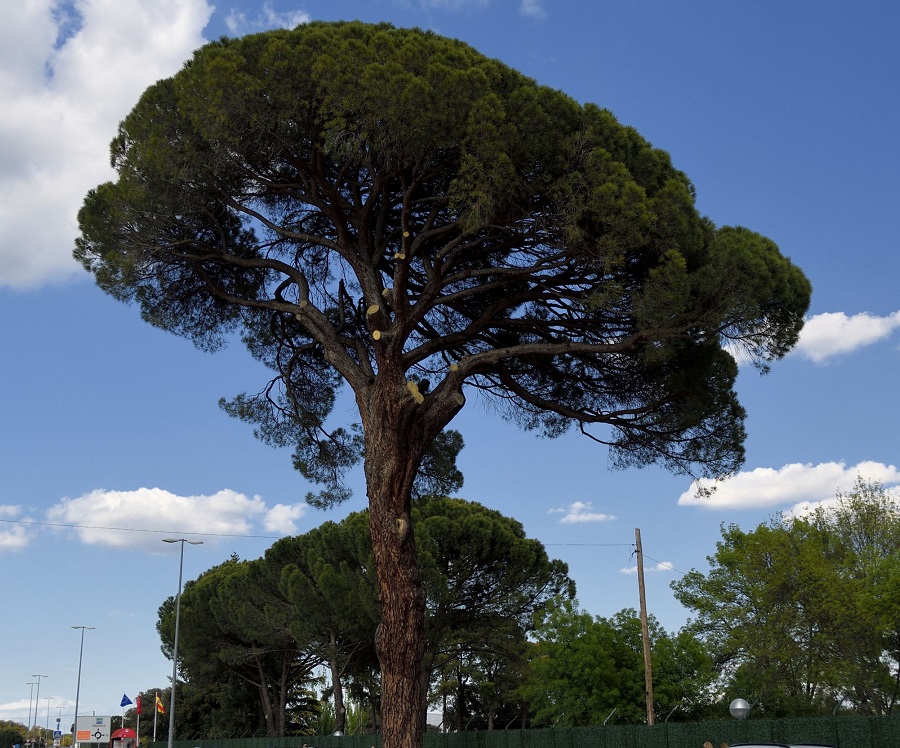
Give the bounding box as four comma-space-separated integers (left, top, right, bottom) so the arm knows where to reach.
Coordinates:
672, 477, 900, 716
279, 497, 573, 731
521, 599, 715, 726
158, 556, 322, 736
672, 519, 847, 715
522, 598, 628, 726
413, 497, 573, 716
76, 21, 810, 748
277, 512, 381, 735
804, 478, 900, 714
0, 720, 27, 748
435, 635, 530, 730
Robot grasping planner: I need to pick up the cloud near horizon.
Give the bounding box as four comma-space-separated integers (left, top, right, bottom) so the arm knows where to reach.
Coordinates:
11, 486, 310, 551
679, 460, 900, 512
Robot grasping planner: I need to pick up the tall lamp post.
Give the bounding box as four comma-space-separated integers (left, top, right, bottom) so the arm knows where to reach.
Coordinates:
44, 698, 52, 748
31, 675, 47, 743
71, 626, 95, 748
26, 682, 36, 746
162, 538, 202, 748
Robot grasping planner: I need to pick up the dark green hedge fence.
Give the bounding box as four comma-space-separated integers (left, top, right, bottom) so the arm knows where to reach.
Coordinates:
156, 715, 899, 748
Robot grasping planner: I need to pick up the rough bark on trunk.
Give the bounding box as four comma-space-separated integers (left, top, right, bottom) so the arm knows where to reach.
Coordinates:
254, 658, 277, 736
360, 380, 433, 748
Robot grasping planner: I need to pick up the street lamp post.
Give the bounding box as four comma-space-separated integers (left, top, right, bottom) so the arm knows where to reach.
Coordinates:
162, 538, 203, 748
44, 698, 52, 748
71, 626, 95, 748
31, 675, 47, 744
26, 682, 36, 746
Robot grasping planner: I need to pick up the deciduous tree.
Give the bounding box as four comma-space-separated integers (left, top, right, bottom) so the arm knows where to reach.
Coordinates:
76, 21, 810, 748
521, 598, 715, 726
672, 478, 900, 716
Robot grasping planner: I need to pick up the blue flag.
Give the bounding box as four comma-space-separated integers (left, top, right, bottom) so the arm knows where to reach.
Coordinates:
121, 694, 133, 707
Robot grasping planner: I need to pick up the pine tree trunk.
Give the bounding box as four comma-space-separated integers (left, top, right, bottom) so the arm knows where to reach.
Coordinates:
329, 631, 347, 734
361, 383, 430, 748
254, 658, 276, 736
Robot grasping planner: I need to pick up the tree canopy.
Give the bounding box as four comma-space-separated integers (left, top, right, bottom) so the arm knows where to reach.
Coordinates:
157, 497, 574, 737
76, 21, 810, 748
520, 598, 716, 727
671, 478, 900, 716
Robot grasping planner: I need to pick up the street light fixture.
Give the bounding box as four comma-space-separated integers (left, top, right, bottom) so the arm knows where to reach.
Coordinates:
71, 626, 95, 748
162, 538, 203, 748
729, 698, 752, 719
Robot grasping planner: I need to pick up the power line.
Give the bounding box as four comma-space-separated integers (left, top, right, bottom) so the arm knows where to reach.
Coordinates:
545, 542, 634, 547
2, 520, 688, 574
641, 552, 688, 577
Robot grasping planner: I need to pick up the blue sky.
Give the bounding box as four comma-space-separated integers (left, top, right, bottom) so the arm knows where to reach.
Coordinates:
2, 0, 899, 729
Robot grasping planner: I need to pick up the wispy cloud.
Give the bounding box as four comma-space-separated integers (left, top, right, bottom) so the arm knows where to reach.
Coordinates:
550, 501, 616, 523
793, 310, 900, 363
224, 1, 311, 35
520, 0, 547, 19
416, 0, 546, 18
413, 0, 491, 10
620, 561, 675, 574
679, 460, 900, 511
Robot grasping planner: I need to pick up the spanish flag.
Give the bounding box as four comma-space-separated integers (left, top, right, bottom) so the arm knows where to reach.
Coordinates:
156, 694, 165, 714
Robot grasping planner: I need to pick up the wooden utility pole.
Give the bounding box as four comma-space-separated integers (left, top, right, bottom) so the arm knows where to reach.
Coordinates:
635, 527, 655, 725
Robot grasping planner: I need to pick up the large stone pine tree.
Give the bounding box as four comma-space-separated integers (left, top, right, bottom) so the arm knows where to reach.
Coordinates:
75, 21, 810, 748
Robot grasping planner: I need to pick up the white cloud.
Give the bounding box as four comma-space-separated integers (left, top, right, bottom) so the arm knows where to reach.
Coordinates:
550, 500, 616, 523
0, 0, 213, 290
408, 0, 540, 16
225, 2, 311, 35
793, 310, 900, 364
0, 524, 30, 551
413, 0, 490, 10
520, 0, 546, 19
0, 506, 29, 550
0, 698, 39, 726
783, 482, 900, 521
44, 487, 272, 549
679, 460, 900, 511
620, 561, 675, 575
263, 502, 308, 534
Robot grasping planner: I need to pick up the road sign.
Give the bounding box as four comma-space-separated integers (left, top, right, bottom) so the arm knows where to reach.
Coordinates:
75, 716, 110, 744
